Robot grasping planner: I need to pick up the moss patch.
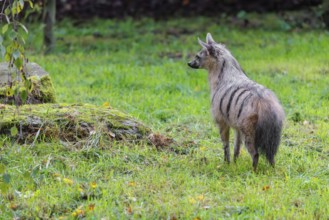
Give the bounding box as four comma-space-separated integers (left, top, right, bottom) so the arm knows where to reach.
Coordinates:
0, 103, 151, 143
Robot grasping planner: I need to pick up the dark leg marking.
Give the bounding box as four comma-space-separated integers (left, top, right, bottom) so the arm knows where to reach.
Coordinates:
219, 121, 230, 163
245, 134, 259, 172
233, 130, 242, 162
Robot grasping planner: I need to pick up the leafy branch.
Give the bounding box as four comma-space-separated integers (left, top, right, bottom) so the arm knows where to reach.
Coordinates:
0, 0, 34, 104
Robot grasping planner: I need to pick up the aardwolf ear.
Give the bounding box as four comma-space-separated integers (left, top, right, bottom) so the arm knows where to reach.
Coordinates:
198, 38, 210, 50
206, 33, 216, 44
198, 37, 216, 56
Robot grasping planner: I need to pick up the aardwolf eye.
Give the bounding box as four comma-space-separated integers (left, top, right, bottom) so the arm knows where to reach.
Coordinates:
196, 55, 200, 59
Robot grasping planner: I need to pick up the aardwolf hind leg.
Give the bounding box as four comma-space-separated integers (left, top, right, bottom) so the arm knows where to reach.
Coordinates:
219, 121, 230, 163
241, 114, 259, 171
245, 135, 259, 172
233, 130, 242, 162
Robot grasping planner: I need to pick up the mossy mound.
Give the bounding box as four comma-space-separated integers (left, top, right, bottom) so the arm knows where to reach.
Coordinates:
0, 103, 151, 143
0, 62, 56, 104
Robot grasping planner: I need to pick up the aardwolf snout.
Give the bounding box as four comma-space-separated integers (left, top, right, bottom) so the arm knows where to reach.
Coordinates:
188, 61, 199, 69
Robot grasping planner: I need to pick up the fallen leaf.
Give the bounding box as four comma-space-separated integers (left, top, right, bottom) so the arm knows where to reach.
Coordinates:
63, 178, 74, 185
188, 198, 196, 204
53, 173, 61, 177
126, 206, 133, 215
128, 181, 136, 187
90, 182, 97, 189
10, 202, 19, 210
197, 194, 204, 201
88, 203, 95, 211
72, 208, 85, 217
102, 101, 111, 108
262, 185, 270, 191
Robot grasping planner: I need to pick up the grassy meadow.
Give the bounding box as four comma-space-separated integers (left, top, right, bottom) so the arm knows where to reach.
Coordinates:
1, 15, 329, 219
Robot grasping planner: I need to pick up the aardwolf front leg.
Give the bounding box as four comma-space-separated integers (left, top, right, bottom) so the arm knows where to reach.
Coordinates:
233, 130, 242, 162
218, 121, 230, 163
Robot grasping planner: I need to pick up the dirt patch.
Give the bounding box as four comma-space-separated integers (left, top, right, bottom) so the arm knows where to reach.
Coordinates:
148, 133, 174, 148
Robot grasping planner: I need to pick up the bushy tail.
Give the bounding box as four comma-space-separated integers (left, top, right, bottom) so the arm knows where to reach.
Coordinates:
255, 101, 284, 165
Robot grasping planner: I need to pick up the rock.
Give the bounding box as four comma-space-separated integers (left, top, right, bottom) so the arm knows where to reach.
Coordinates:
0, 62, 56, 105
0, 103, 151, 143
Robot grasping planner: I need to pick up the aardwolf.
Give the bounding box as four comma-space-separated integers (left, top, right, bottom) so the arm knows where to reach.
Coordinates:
188, 33, 284, 171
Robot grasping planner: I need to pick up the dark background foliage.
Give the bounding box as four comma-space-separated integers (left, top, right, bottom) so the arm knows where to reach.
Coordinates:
55, 0, 322, 19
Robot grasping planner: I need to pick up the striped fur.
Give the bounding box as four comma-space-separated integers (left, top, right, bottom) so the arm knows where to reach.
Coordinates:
188, 33, 285, 171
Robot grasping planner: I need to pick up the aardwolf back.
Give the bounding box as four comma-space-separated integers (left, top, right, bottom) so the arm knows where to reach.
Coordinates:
188, 33, 285, 171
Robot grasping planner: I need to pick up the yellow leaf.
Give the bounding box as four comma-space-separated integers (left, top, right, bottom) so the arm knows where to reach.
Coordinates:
188, 198, 196, 204
193, 217, 201, 220
29, 0, 34, 8
102, 101, 111, 108
199, 146, 206, 151
128, 181, 136, 187
63, 178, 74, 185
5, 87, 14, 97
53, 173, 61, 177
2, 24, 8, 34
90, 182, 97, 189
262, 185, 270, 191
72, 208, 85, 217
5, 53, 10, 62
88, 203, 95, 211
197, 195, 204, 201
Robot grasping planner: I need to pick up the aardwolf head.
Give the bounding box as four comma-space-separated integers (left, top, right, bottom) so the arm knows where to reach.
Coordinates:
188, 33, 222, 70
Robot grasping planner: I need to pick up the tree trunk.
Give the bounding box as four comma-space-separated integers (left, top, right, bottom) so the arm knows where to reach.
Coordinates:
43, 0, 56, 54
322, 0, 329, 28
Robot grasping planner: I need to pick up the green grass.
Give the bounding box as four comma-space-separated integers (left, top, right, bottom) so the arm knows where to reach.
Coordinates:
1, 16, 329, 219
